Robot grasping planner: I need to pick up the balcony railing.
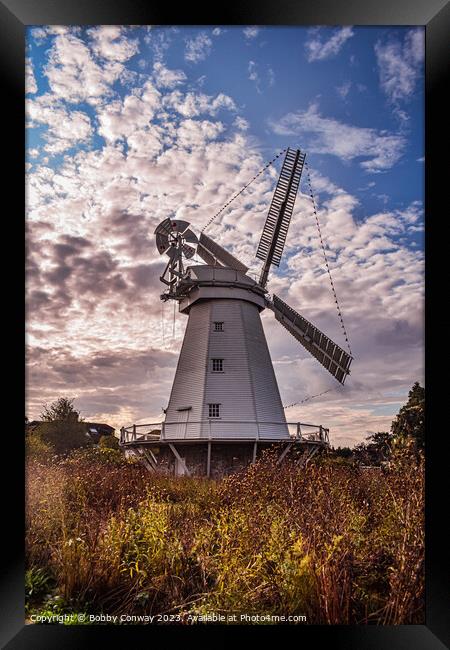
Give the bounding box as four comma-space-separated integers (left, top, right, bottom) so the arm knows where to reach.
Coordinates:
120, 420, 330, 446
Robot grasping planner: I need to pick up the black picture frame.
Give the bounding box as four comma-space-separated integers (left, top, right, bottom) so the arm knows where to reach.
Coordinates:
4, 0, 449, 647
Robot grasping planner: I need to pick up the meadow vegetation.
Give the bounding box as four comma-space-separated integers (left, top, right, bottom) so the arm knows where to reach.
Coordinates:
25, 440, 424, 625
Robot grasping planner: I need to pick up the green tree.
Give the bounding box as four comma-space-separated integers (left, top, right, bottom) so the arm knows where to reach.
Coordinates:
41, 397, 81, 422
391, 382, 425, 450
31, 397, 90, 455
352, 432, 394, 466
331, 446, 353, 459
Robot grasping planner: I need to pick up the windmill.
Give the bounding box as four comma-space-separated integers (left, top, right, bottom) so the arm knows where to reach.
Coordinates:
121, 148, 353, 476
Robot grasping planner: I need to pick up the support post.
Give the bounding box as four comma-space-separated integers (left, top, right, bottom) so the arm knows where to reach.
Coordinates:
305, 445, 320, 466
168, 443, 191, 477
252, 441, 258, 463
277, 442, 293, 465
134, 447, 156, 473
206, 441, 211, 478
132, 424, 136, 442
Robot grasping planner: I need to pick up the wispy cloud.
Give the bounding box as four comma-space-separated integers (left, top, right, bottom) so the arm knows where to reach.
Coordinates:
184, 32, 212, 63
243, 26, 259, 40
234, 116, 249, 131
248, 60, 261, 92
269, 103, 406, 172
336, 80, 351, 100
305, 27, 354, 62
26, 57, 37, 94
248, 60, 274, 93
375, 28, 424, 110
145, 28, 173, 62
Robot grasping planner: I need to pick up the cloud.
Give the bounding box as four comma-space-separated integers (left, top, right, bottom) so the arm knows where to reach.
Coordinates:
145, 28, 173, 62
375, 28, 424, 106
29, 25, 81, 44
269, 104, 406, 172
305, 27, 354, 62
248, 60, 260, 91
44, 32, 125, 105
163, 90, 236, 118
336, 80, 351, 100
184, 32, 212, 63
26, 57, 38, 94
243, 27, 259, 40
152, 62, 187, 89
26, 94, 93, 154
234, 116, 249, 131
248, 61, 274, 93
88, 26, 139, 62
26, 346, 177, 426
96, 81, 161, 144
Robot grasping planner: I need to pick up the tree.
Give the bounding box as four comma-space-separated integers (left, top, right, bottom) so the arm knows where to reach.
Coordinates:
391, 382, 425, 450
352, 432, 394, 466
367, 431, 394, 460
41, 397, 81, 422
330, 446, 353, 458
31, 397, 89, 455
352, 441, 371, 466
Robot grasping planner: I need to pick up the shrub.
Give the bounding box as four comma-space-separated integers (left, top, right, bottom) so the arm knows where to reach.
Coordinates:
99, 435, 120, 450
26, 433, 53, 459
34, 421, 92, 454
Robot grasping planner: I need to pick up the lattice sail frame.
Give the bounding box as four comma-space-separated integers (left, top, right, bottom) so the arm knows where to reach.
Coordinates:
271, 294, 353, 385
256, 148, 306, 286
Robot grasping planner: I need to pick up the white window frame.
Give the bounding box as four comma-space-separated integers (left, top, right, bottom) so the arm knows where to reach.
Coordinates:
208, 403, 221, 418
211, 358, 224, 373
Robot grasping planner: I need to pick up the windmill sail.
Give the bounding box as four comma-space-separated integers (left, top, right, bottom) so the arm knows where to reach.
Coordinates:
256, 148, 306, 287
270, 294, 353, 385
155, 218, 197, 255
197, 232, 248, 273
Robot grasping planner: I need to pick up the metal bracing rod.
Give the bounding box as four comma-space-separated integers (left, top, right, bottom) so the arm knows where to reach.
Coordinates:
258, 149, 301, 288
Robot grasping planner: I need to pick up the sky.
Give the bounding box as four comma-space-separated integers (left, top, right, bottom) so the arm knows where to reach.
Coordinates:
25, 25, 425, 447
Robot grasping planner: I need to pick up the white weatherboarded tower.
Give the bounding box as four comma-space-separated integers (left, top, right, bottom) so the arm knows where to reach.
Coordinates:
164, 266, 288, 441
121, 148, 353, 476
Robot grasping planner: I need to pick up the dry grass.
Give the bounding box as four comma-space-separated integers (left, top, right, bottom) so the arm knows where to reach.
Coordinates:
25, 444, 424, 624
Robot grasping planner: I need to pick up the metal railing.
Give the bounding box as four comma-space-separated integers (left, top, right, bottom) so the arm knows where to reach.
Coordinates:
120, 420, 329, 446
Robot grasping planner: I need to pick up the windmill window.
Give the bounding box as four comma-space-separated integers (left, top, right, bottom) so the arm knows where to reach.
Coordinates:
208, 403, 221, 418
211, 358, 224, 372
213, 321, 224, 332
